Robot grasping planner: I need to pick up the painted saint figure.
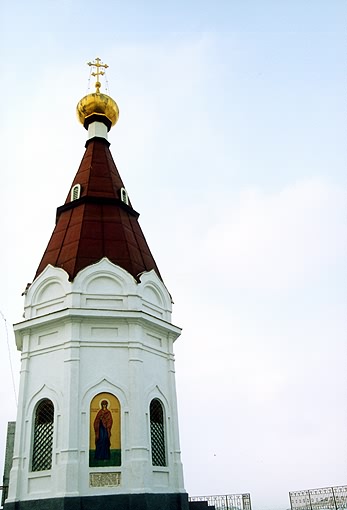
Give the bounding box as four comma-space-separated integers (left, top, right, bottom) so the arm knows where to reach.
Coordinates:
94, 400, 113, 460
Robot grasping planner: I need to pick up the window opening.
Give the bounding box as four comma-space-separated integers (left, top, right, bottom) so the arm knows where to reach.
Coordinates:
32, 399, 54, 471
71, 184, 81, 201
150, 399, 166, 466
120, 187, 129, 205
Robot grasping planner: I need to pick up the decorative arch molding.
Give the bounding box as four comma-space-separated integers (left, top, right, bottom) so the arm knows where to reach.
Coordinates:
35, 280, 66, 304
85, 274, 123, 295
27, 265, 70, 307
73, 257, 138, 295
142, 283, 164, 308
144, 383, 170, 416
81, 377, 129, 411
138, 270, 172, 311
25, 383, 62, 419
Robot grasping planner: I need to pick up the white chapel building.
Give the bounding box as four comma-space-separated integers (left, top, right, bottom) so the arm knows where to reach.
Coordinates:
4, 58, 189, 510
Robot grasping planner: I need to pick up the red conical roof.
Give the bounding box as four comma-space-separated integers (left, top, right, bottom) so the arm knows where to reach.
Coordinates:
35, 137, 162, 282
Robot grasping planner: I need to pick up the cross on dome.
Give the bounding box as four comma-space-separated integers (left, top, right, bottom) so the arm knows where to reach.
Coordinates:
87, 57, 109, 93
77, 58, 119, 130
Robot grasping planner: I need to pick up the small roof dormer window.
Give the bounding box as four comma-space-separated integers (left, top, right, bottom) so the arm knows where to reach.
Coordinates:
71, 184, 81, 201
120, 187, 129, 205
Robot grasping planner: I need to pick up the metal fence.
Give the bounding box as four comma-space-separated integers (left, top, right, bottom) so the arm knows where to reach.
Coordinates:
189, 493, 252, 510
289, 486, 347, 510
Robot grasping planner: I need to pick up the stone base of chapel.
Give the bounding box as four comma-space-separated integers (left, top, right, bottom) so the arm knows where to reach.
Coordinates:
4, 492, 190, 510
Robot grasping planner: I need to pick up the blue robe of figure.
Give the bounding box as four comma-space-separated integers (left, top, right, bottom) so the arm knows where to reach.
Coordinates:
95, 419, 111, 460
94, 401, 113, 460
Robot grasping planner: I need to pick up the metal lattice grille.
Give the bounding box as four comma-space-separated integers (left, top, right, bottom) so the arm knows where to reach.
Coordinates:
32, 399, 54, 472
150, 399, 166, 467
289, 486, 347, 510
189, 494, 252, 510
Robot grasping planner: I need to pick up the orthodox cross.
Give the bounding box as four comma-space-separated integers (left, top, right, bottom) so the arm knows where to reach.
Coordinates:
87, 57, 109, 93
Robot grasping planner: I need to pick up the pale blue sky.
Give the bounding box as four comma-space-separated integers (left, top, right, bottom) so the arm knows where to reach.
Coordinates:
0, 2, 346, 509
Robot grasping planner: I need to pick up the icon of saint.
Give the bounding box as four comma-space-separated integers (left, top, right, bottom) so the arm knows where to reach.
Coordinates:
94, 400, 113, 460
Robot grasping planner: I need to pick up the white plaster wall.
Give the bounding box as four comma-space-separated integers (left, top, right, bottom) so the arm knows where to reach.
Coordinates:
7, 259, 185, 503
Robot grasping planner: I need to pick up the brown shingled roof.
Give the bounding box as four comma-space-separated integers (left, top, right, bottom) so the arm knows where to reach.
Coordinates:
35, 137, 162, 282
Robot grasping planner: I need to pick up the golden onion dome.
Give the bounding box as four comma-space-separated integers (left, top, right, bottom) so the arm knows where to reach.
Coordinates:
77, 58, 119, 130
76, 92, 119, 129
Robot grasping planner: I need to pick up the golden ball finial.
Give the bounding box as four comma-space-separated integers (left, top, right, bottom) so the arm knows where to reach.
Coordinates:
76, 57, 119, 130
77, 92, 119, 130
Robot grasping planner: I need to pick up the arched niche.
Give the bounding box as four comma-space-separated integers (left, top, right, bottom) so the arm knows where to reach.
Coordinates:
86, 275, 123, 295
35, 281, 65, 304
143, 284, 164, 307
89, 392, 121, 467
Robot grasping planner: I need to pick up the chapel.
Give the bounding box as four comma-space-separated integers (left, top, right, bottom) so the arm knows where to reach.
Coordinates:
3, 58, 188, 510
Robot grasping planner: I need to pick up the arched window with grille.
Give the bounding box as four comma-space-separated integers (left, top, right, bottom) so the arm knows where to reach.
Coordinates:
150, 398, 166, 467
71, 183, 81, 201
120, 187, 129, 205
31, 399, 54, 471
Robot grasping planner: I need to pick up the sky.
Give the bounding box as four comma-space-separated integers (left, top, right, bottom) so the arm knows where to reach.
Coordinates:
0, 1, 346, 509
